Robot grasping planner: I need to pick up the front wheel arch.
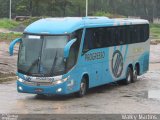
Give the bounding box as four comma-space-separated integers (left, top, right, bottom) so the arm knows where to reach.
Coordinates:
75, 74, 89, 97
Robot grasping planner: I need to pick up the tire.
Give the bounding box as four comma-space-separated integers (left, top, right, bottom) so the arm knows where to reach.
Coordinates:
124, 67, 133, 85
132, 66, 138, 82
75, 78, 87, 97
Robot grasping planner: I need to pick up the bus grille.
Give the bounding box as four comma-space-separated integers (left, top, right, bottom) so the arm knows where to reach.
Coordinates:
24, 81, 53, 86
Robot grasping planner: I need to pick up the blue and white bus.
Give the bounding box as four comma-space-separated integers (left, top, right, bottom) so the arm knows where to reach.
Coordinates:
9, 17, 150, 97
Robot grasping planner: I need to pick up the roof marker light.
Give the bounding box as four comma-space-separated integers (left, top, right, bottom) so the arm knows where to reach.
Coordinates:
28, 35, 40, 39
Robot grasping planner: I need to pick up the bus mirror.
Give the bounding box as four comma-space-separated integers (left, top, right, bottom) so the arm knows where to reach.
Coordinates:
64, 38, 77, 58
9, 38, 22, 56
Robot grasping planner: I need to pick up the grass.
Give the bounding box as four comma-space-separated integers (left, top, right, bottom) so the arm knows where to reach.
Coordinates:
0, 17, 40, 30
0, 18, 22, 41
150, 24, 160, 40
22, 17, 41, 26
0, 18, 19, 29
0, 32, 22, 41
0, 17, 42, 41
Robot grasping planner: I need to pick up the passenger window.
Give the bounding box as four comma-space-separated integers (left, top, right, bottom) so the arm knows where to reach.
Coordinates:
102, 28, 116, 47
83, 29, 94, 52
126, 26, 130, 44
83, 28, 101, 51
119, 27, 125, 45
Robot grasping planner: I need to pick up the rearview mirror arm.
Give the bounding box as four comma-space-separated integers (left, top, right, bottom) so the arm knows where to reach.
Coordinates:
64, 38, 77, 58
9, 38, 22, 56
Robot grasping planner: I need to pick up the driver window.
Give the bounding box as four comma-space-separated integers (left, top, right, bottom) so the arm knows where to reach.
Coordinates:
66, 29, 83, 71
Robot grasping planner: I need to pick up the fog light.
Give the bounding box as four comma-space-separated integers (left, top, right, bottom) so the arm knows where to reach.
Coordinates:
56, 88, 62, 93
18, 86, 23, 91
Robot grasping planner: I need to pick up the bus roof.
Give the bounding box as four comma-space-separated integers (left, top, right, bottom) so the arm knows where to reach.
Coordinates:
24, 17, 149, 35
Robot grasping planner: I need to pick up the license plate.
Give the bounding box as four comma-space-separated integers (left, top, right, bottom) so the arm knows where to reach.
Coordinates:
35, 88, 43, 92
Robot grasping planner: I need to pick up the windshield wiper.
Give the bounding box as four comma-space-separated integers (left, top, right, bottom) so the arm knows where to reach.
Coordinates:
50, 50, 58, 76
26, 56, 40, 74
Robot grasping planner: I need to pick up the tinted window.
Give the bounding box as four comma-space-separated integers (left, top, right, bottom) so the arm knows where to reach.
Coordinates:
83, 24, 149, 51
67, 29, 82, 70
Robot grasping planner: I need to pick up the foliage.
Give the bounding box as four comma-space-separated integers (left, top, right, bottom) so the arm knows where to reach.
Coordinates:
0, 32, 22, 41
94, 11, 111, 16
93, 11, 126, 18
22, 17, 42, 26
0, 0, 160, 22
0, 19, 19, 29
150, 24, 160, 39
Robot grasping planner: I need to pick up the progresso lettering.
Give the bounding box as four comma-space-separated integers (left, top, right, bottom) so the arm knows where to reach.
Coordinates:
85, 52, 105, 61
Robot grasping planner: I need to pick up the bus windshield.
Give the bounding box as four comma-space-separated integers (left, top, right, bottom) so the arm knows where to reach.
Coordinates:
18, 34, 68, 77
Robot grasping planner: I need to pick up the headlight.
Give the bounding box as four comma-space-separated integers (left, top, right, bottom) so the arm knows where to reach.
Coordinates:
53, 76, 69, 85
54, 80, 63, 85
18, 78, 25, 82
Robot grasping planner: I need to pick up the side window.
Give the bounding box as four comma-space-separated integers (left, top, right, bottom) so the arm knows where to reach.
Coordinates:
140, 25, 145, 42
126, 26, 130, 44
130, 26, 134, 44
119, 27, 125, 45
95, 28, 104, 48
115, 28, 120, 45
134, 25, 138, 43
83, 28, 101, 51
105, 28, 115, 47
144, 24, 149, 41
83, 29, 94, 51
111, 28, 116, 46
102, 27, 116, 47
102, 28, 110, 47
67, 29, 83, 70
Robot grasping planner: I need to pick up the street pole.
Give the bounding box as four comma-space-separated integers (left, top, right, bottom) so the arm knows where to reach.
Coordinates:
9, 0, 12, 20
86, 0, 88, 17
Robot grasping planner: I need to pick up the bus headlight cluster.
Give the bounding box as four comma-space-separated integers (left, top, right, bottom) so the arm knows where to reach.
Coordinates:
53, 77, 69, 85
18, 78, 25, 83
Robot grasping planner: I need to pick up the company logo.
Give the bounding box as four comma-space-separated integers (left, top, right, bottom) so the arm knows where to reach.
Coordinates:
85, 51, 105, 61
111, 50, 123, 78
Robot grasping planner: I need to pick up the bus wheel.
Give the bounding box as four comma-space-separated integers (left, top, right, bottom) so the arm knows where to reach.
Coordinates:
76, 78, 87, 97
132, 66, 138, 82
124, 67, 133, 85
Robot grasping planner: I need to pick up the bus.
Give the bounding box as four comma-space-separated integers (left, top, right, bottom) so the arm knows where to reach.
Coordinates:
9, 17, 150, 97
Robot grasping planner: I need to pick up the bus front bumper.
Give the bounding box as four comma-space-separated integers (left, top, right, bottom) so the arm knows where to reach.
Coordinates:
17, 80, 69, 95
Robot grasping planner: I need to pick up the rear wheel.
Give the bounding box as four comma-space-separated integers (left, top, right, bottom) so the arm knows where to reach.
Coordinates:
132, 66, 138, 82
124, 67, 133, 85
76, 78, 87, 97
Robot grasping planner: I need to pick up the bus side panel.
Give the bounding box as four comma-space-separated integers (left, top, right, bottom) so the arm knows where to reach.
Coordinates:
137, 39, 150, 75
70, 39, 150, 92
124, 39, 150, 76
108, 45, 130, 82
62, 65, 88, 94
79, 48, 108, 88
107, 39, 150, 82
